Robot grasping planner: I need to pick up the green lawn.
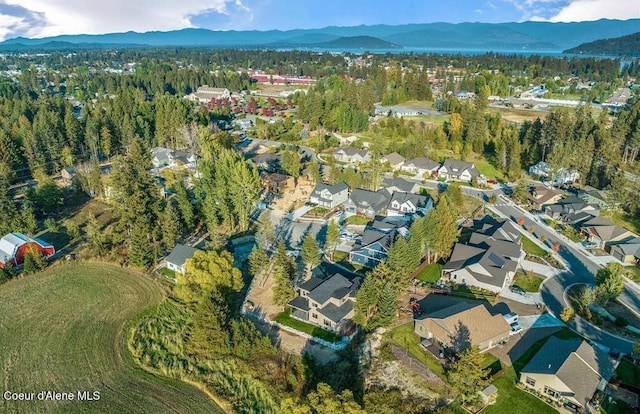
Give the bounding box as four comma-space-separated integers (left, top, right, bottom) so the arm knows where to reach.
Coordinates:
473, 158, 504, 181
602, 210, 640, 235
622, 265, 640, 282
344, 215, 371, 226
513, 272, 544, 292
601, 397, 636, 414
451, 285, 496, 301
415, 263, 443, 283
521, 236, 546, 256
386, 322, 446, 380
613, 359, 640, 386
482, 369, 557, 414
158, 267, 176, 279
332, 250, 349, 262
0, 263, 223, 413
274, 308, 341, 343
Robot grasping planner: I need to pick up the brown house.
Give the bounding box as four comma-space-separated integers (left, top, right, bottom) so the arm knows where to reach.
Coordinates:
261, 173, 295, 194
528, 186, 564, 210
414, 302, 511, 352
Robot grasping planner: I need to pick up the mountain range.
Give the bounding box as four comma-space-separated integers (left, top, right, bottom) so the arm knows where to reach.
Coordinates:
1, 19, 639, 52
564, 32, 640, 56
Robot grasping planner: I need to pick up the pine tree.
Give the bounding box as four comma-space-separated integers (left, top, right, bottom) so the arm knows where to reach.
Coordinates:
248, 246, 268, 276
429, 196, 458, 262
301, 233, 321, 272
325, 220, 340, 260
20, 203, 38, 236
374, 282, 397, 327
161, 202, 181, 251
272, 241, 296, 306
175, 180, 196, 232
353, 276, 378, 328
447, 346, 489, 405
307, 157, 321, 184
129, 221, 154, 269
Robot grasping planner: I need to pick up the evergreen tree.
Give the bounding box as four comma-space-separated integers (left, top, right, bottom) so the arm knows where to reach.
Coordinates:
307, 157, 321, 184
272, 241, 296, 306
353, 276, 378, 328
281, 149, 302, 178
161, 202, 181, 250
301, 233, 321, 272
20, 204, 38, 236
374, 282, 397, 327
175, 180, 196, 232
429, 196, 459, 262
187, 293, 231, 360
325, 220, 340, 260
447, 346, 489, 405
256, 211, 276, 249
248, 246, 268, 276
128, 220, 155, 269
595, 262, 625, 305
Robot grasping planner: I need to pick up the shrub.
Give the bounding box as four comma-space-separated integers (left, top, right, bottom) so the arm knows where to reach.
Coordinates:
560, 307, 575, 322
615, 316, 629, 327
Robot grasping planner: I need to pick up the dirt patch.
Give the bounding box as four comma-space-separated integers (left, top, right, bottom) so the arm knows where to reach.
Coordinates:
271, 182, 314, 212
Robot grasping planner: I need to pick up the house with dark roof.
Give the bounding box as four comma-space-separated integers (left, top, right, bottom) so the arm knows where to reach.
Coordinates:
248, 153, 281, 173
151, 147, 199, 170
333, 148, 371, 164
287, 272, 360, 335
381, 152, 405, 171
543, 196, 599, 220
383, 177, 420, 194
578, 186, 612, 209
343, 188, 391, 218
441, 217, 523, 293
414, 302, 511, 353
165, 244, 199, 274
609, 239, 640, 265
528, 186, 564, 210
386, 191, 433, 218
401, 157, 441, 177
349, 226, 399, 268
309, 182, 349, 209
577, 216, 635, 250
437, 159, 480, 182
519, 337, 616, 412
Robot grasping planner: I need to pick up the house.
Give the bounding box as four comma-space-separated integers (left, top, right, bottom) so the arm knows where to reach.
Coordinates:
579, 186, 613, 210
0, 232, 55, 268
249, 153, 281, 173
441, 217, 523, 293
529, 161, 552, 178
528, 186, 564, 210
401, 157, 440, 177
349, 227, 398, 268
577, 216, 635, 250
381, 152, 405, 171
543, 196, 599, 220
343, 188, 391, 218
383, 177, 420, 194
165, 244, 199, 274
528, 162, 579, 185
414, 302, 511, 353
261, 173, 295, 194
609, 239, 640, 264
287, 272, 360, 335
519, 337, 616, 412
437, 159, 480, 182
184, 86, 230, 103
151, 147, 199, 170
386, 192, 433, 217
333, 148, 371, 164
309, 182, 349, 209
520, 85, 547, 99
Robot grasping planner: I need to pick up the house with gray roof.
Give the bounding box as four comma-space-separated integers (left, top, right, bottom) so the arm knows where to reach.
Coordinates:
577, 216, 635, 250
249, 153, 281, 173
441, 216, 523, 293
519, 337, 616, 412
151, 147, 199, 170
579, 186, 615, 210
287, 272, 360, 335
333, 147, 371, 164
437, 159, 480, 182
343, 188, 391, 218
543, 196, 599, 220
386, 191, 433, 218
401, 157, 441, 177
383, 177, 420, 194
349, 221, 403, 268
166, 244, 200, 274
309, 182, 349, 209
381, 152, 405, 171
609, 239, 640, 264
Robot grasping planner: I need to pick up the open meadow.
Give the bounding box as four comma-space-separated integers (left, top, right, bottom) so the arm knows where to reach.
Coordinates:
0, 262, 224, 414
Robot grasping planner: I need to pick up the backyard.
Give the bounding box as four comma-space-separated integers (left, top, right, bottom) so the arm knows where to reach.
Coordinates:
274, 308, 341, 343
415, 263, 443, 283
386, 322, 446, 380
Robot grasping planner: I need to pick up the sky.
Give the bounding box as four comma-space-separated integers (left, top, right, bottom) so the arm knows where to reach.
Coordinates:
0, 0, 638, 41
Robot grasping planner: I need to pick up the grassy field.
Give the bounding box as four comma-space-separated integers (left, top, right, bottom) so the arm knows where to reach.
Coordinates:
0, 262, 223, 414
521, 236, 546, 256
274, 308, 341, 342
405, 114, 451, 126
386, 322, 446, 380
415, 263, 443, 283
486, 107, 549, 124
513, 272, 544, 292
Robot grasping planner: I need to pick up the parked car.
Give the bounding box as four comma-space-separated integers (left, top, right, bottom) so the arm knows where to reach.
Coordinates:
509, 322, 523, 335
582, 241, 598, 249
510, 285, 526, 295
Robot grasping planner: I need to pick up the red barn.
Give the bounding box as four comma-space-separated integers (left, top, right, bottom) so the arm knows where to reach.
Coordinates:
0, 233, 55, 268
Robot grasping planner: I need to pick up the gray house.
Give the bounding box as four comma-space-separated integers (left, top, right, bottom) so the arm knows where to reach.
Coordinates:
309, 182, 349, 209
349, 228, 398, 268
437, 159, 480, 182
344, 188, 391, 218
441, 217, 523, 293
166, 244, 200, 274
381, 152, 405, 170
520, 337, 615, 412
287, 273, 360, 335
333, 148, 371, 164
401, 157, 441, 177
386, 191, 433, 217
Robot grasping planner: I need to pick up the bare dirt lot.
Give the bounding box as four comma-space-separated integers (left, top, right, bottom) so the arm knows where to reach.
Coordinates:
271, 182, 314, 212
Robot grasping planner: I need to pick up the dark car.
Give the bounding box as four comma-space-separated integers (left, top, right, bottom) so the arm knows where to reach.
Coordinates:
510, 285, 526, 295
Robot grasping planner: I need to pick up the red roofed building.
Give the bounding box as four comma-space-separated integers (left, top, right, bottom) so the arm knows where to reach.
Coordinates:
0, 233, 55, 268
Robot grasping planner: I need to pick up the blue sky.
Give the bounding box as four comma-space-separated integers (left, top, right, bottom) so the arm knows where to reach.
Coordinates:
0, 0, 637, 40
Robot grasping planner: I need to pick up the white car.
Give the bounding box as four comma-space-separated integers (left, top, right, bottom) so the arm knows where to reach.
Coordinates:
509, 322, 523, 335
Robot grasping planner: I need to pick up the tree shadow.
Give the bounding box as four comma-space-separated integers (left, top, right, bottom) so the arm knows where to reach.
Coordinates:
449, 320, 472, 354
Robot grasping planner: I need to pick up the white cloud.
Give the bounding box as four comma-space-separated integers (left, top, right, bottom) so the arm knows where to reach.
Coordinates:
1, 0, 250, 39
549, 0, 640, 22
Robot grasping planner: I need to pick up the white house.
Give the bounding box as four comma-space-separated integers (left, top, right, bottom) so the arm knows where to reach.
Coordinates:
165, 244, 199, 274
333, 148, 371, 164
386, 192, 433, 217
184, 86, 230, 103
437, 159, 479, 182
309, 182, 349, 209
401, 157, 440, 177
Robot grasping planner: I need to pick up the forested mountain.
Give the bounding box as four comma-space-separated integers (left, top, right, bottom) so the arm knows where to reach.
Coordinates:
2, 19, 640, 51
318, 36, 401, 49
564, 32, 640, 56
